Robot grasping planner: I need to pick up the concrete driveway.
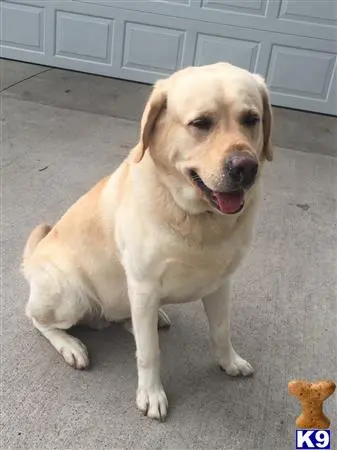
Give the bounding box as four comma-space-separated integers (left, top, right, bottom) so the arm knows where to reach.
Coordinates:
1, 60, 336, 450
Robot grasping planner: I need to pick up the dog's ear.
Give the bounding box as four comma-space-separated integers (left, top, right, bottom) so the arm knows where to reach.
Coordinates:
132, 80, 168, 163
253, 74, 273, 162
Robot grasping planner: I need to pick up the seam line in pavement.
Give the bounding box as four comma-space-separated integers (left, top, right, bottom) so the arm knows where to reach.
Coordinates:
0, 68, 53, 94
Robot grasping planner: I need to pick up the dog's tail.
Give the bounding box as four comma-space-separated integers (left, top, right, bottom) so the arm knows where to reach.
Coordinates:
23, 223, 52, 261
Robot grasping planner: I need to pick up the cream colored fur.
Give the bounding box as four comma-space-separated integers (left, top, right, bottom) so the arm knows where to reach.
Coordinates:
22, 62, 273, 420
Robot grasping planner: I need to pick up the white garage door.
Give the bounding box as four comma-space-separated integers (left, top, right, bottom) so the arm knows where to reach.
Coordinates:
1, 0, 336, 115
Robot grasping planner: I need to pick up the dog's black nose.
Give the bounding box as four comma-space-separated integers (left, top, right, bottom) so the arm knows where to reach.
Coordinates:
226, 152, 258, 188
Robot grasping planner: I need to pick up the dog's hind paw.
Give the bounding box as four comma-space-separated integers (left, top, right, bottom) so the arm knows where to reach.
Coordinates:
158, 308, 171, 329
58, 336, 89, 370
124, 308, 171, 335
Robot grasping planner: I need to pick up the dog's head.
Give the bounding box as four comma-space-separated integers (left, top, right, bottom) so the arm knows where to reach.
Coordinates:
133, 62, 273, 215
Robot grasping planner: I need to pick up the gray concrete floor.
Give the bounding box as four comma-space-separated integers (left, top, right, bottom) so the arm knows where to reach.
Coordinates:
1, 59, 337, 450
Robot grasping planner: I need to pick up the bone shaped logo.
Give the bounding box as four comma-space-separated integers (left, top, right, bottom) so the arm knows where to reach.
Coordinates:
288, 379, 336, 429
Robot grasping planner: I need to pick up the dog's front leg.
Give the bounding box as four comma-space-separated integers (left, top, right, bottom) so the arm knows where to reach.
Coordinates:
202, 280, 254, 376
128, 282, 168, 421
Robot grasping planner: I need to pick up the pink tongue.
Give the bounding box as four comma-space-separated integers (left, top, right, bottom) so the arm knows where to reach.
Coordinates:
214, 191, 244, 214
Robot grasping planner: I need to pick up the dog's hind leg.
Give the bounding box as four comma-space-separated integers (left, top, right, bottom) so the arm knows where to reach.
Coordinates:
157, 308, 171, 329
32, 319, 89, 369
77, 310, 111, 331
26, 280, 90, 370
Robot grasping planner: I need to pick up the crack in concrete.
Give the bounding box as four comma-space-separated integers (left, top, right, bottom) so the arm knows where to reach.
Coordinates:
0, 67, 52, 94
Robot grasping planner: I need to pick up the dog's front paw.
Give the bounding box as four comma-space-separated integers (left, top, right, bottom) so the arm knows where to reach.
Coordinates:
219, 352, 254, 377
137, 385, 168, 421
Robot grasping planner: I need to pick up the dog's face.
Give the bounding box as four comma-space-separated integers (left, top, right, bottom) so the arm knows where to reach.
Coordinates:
133, 63, 273, 215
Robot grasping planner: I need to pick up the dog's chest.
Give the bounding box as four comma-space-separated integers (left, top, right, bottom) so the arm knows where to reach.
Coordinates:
159, 239, 247, 303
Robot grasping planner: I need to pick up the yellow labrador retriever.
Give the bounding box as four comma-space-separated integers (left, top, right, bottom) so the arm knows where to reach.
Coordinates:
22, 62, 273, 420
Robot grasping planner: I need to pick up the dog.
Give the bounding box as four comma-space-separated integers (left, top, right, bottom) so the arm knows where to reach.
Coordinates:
22, 62, 273, 420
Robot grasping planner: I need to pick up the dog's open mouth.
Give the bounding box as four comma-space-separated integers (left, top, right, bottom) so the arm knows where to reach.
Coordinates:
189, 170, 245, 214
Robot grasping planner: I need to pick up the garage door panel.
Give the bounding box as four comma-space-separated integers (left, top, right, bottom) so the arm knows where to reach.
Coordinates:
271, 71, 337, 115
161, 0, 191, 5
278, 0, 337, 26
265, 34, 337, 114
194, 33, 260, 72
121, 23, 185, 76
0, 2, 44, 53
201, 0, 267, 16
267, 45, 336, 100
55, 11, 114, 64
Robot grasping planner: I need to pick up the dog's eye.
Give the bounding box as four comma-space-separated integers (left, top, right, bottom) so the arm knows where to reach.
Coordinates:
188, 116, 213, 131
241, 112, 260, 127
